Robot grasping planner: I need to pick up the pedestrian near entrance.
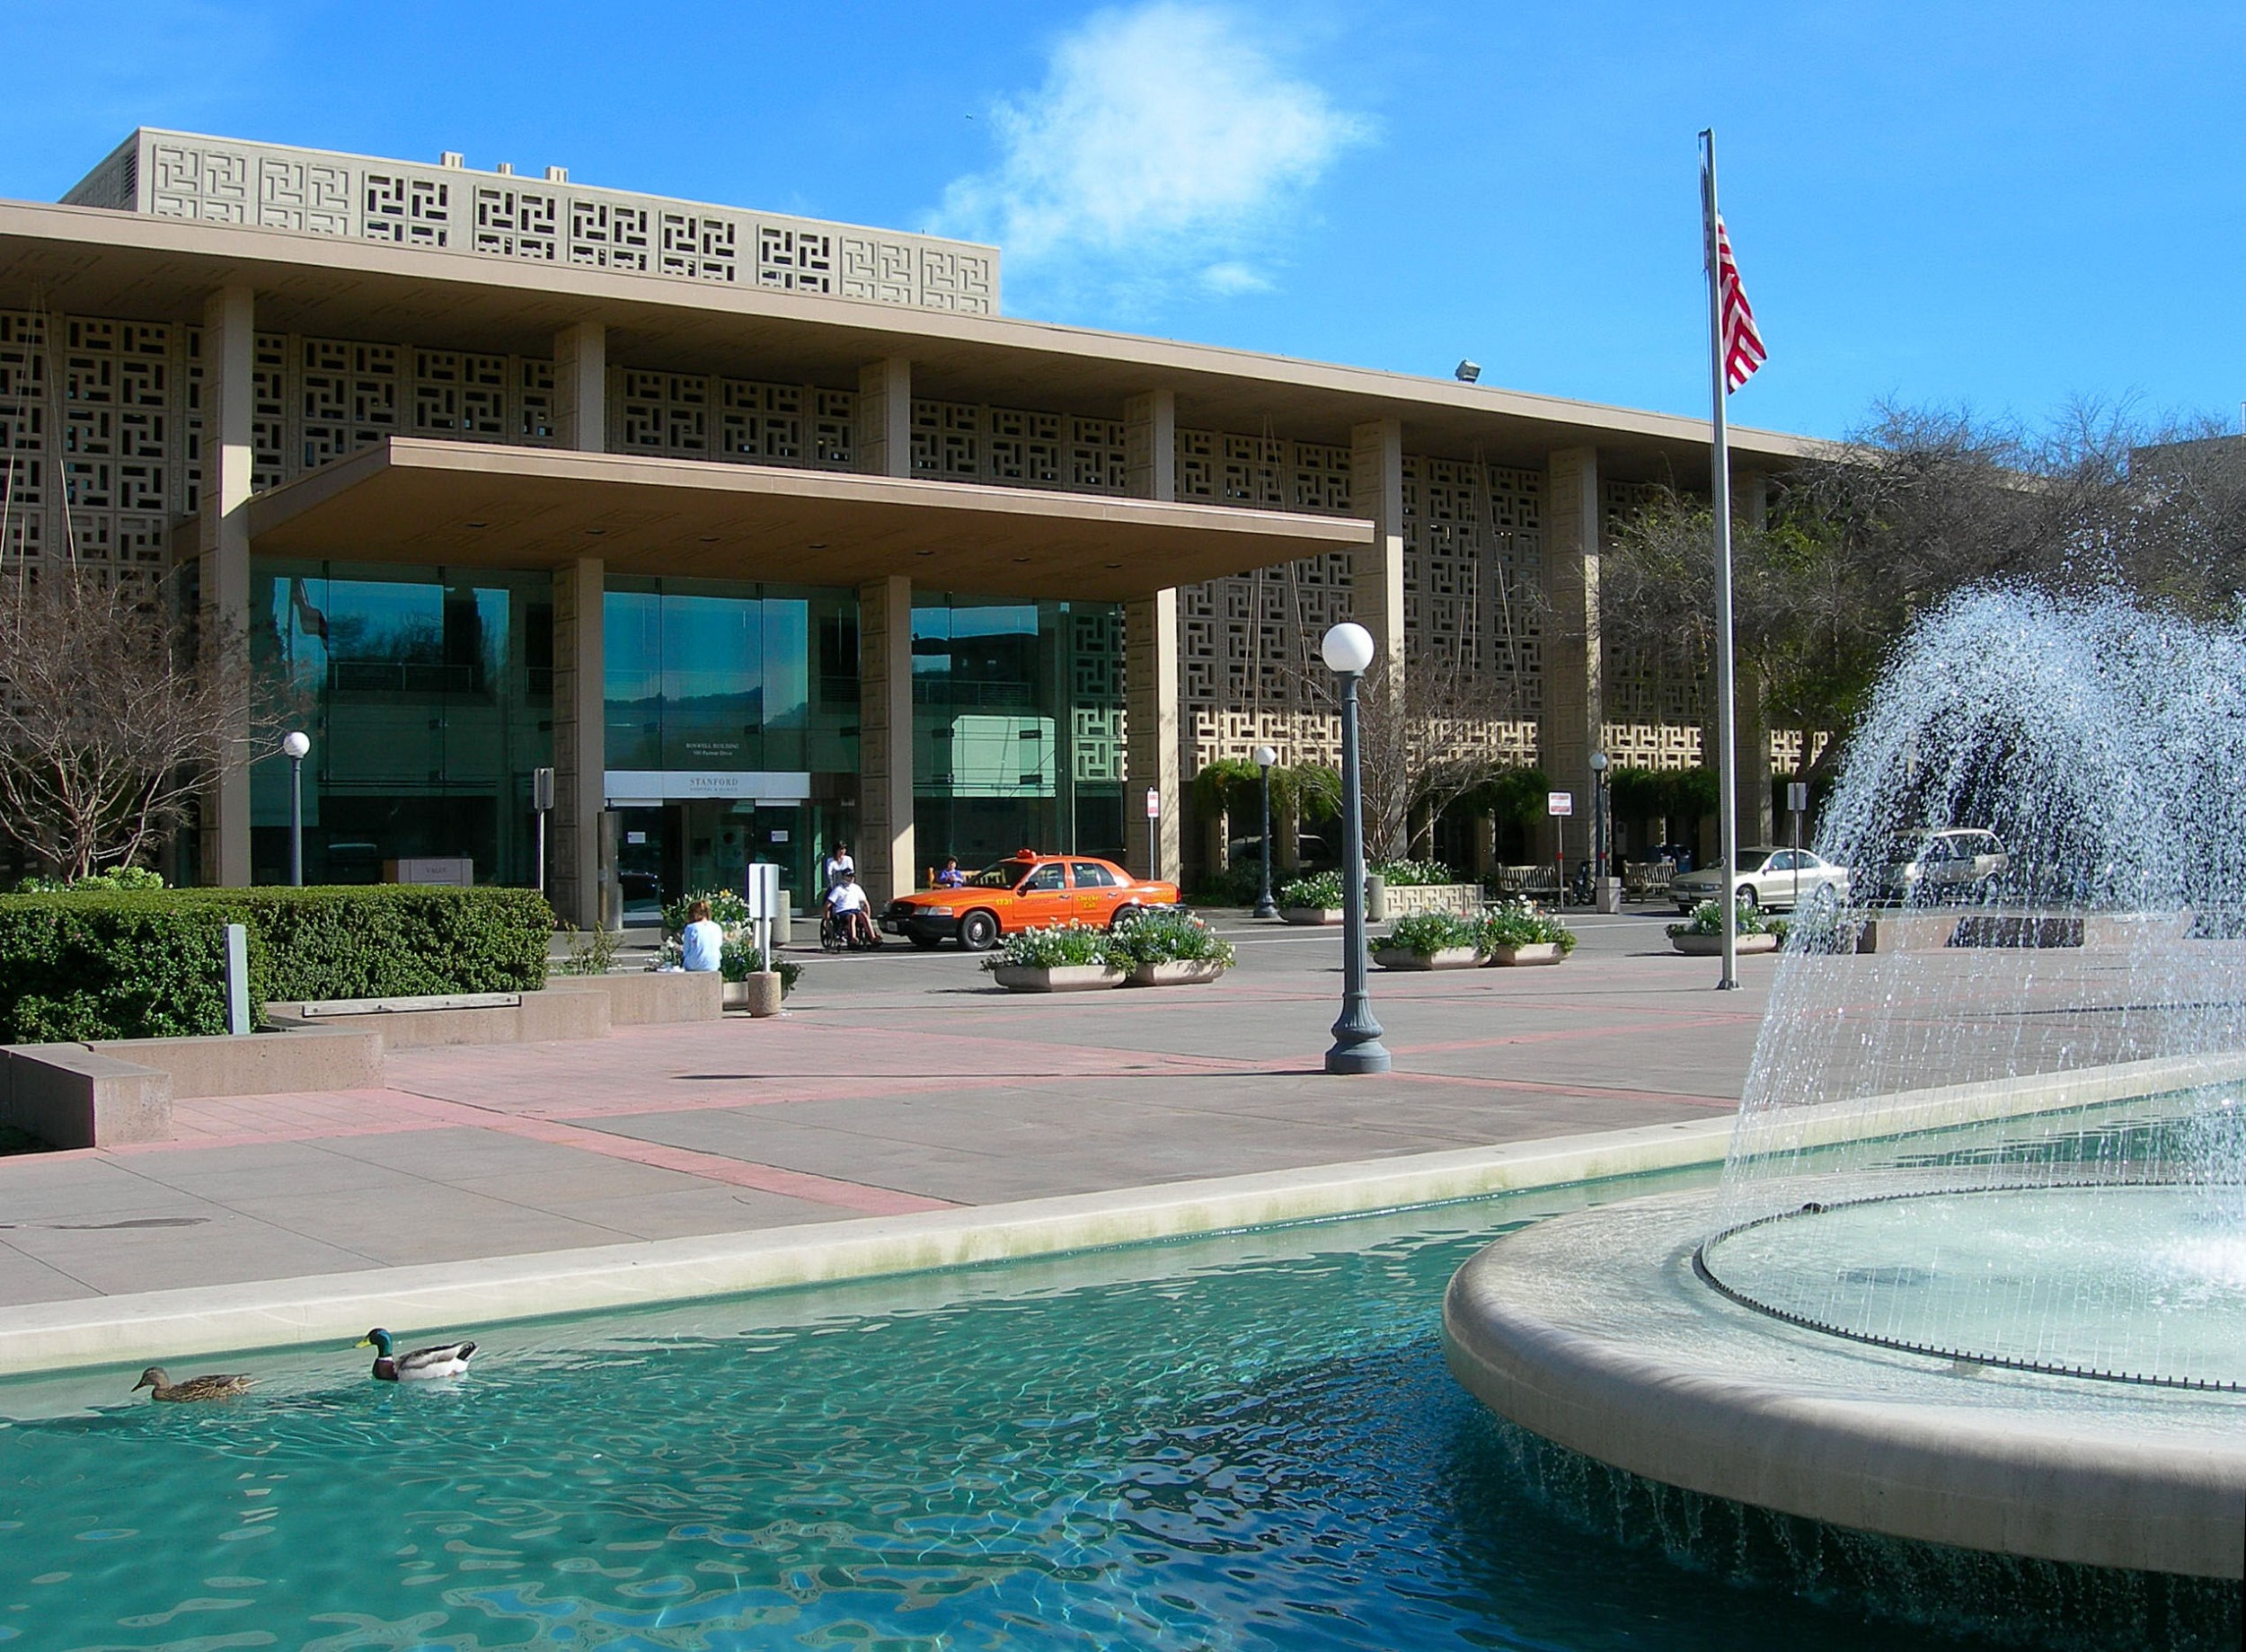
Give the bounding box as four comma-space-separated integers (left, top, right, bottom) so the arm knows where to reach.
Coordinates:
820, 843, 855, 899
679, 899, 724, 973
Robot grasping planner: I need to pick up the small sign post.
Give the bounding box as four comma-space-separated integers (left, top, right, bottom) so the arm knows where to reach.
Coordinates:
1548, 791, 1574, 901
531, 766, 555, 894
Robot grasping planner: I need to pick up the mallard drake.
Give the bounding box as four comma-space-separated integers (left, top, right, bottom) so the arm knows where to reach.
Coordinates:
358, 1328, 477, 1382
132, 1365, 253, 1402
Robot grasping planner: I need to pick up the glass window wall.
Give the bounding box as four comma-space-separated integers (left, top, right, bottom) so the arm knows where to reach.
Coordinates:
249, 561, 553, 886
911, 596, 1123, 873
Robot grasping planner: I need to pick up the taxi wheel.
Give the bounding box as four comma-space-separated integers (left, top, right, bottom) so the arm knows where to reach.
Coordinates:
959, 911, 999, 951
1107, 904, 1142, 931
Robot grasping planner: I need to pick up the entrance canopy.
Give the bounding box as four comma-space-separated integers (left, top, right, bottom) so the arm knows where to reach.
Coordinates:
243, 438, 1372, 600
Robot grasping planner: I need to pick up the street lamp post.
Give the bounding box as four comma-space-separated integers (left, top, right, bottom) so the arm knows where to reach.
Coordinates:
280, 730, 311, 887
1589, 749, 1611, 888
1251, 744, 1278, 918
1321, 623, 1391, 1075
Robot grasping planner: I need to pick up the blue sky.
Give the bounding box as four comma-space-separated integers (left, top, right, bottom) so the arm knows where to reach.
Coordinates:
4, 1, 2238, 441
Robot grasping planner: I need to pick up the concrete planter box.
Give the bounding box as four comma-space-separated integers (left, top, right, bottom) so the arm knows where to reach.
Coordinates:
1485, 942, 1567, 967
1670, 931, 1781, 956
1283, 907, 1343, 926
1127, 959, 1228, 987
1373, 945, 1484, 971
988, 963, 1127, 993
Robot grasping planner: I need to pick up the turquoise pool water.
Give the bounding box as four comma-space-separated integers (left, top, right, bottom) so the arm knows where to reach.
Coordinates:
0, 1171, 2215, 1651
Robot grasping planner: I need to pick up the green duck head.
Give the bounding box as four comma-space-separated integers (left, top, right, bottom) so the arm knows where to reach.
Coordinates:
357, 1330, 393, 1356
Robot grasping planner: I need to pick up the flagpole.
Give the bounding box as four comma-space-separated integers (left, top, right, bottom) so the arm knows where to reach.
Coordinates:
1700, 128, 1740, 992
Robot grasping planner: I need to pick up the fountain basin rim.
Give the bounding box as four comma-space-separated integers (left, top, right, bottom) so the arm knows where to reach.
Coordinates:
1697, 1179, 2246, 1394
1444, 1188, 2246, 1579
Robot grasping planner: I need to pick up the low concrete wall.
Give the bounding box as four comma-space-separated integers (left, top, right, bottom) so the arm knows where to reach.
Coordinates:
1383, 884, 1484, 918
103, 1028, 385, 1098
0, 1044, 172, 1148
550, 970, 723, 1026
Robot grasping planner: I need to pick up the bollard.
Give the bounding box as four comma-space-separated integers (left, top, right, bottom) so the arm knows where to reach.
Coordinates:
224, 923, 252, 1035
744, 971, 783, 1018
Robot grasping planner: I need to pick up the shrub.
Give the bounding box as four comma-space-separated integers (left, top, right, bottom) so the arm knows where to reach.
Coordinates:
1372, 858, 1459, 888
0, 896, 249, 1042
721, 938, 803, 995
15, 866, 167, 894
0, 884, 554, 1040
1668, 899, 1788, 941
1109, 909, 1235, 968
982, 921, 1119, 971
1386, 911, 1480, 956
1279, 870, 1346, 910
662, 888, 751, 935
1476, 902, 1578, 955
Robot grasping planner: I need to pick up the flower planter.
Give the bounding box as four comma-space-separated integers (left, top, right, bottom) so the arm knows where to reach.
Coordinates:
1372, 945, 1485, 971
1127, 959, 1229, 987
1283, 907, 1344, 926
1484, 942, 1566, 967
988, 963, 1127, 993
1670, 932, 1781, 957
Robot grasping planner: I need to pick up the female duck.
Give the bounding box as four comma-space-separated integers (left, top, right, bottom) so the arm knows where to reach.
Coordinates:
358, 1328, 477, 1382
133, 1366, 253, 1402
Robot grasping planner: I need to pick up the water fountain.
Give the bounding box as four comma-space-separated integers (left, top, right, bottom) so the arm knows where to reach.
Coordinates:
1446, 590, 2246, 1594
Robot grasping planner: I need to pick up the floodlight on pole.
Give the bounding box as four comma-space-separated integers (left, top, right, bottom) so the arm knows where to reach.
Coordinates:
1320, 623, 1390, 1075
1251, 743, 1279, 919
281, 730, 311, 886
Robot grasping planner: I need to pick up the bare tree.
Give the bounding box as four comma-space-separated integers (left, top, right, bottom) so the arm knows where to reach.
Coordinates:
0, 567, 252, 880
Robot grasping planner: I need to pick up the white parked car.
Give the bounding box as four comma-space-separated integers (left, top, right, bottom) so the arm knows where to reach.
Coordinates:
1671, 847, 1851, 914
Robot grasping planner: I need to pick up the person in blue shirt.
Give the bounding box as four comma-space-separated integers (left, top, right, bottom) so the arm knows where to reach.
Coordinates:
679, 898, 724, 973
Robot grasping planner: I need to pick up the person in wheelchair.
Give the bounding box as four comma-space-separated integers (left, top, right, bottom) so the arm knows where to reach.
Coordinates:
824, 870, 880, 950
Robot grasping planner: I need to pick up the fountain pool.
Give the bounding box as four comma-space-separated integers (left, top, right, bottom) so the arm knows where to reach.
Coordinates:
10, 1153, 2231, 1652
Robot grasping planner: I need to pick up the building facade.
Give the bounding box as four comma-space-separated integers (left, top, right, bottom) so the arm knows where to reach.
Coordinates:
0, 129, 1819, 919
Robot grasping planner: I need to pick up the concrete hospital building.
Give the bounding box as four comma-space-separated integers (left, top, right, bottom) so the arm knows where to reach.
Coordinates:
0, 129, 1817, 923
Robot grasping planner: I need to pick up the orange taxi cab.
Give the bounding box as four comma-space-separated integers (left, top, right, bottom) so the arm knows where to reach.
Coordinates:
880, 852, 1180, 951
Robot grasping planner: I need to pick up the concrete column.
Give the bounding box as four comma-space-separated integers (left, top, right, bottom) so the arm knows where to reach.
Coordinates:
198, 285, 254, 887
1123, 389, 1176, 501
1349, 419, 1407, 859
551, 556, 605, 930
1537, 446, 1603, 864
858, 574, 915, 904
1731, 468, 1774, 845
856, 358, 912, 478
1119, 387, 1186, 877
1124, 591, 1181, 884
554, 322, 606, 453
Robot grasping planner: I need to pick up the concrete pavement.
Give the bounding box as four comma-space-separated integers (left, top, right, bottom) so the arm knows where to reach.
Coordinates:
0, 907, 1766, 1311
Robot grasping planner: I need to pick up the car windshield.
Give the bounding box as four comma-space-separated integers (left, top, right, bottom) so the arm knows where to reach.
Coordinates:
968, 861, 1039, 889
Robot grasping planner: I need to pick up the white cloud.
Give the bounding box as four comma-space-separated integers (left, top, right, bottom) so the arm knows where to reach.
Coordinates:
934, 4, 1370, 308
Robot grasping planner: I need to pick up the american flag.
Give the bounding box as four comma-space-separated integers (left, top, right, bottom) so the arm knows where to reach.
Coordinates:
1713, 214, 1765, 393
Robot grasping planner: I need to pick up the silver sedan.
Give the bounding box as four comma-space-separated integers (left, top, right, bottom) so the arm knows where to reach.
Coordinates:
1671, 847, 1851, 914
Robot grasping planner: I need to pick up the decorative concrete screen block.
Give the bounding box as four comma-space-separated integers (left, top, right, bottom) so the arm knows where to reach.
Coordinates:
65, 130, 1001, 315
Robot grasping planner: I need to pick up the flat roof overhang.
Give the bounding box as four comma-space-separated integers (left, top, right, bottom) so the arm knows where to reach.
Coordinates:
240, 438, 1374, 599
0, 200, 1839, 482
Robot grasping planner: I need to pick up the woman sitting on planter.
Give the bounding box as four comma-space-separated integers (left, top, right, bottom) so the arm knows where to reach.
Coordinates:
679, 899, 724, 972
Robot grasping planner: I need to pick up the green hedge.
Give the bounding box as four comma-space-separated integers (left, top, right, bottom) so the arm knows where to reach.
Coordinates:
0, 896, 251, 1043
0, 886, 553, 1043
